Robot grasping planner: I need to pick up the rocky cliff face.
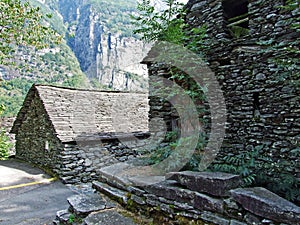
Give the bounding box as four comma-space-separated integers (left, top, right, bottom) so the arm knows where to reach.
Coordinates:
58, 0, 149, 91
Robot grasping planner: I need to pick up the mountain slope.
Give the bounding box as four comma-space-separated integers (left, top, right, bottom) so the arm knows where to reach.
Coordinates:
59, 0, 150, 91
0, 0, 151, 117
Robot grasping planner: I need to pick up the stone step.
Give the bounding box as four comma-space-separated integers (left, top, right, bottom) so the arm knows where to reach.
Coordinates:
143, 180, 194, 204
97, 162, 166, 188
67, 193, 114, 217
230, 187, 300, 225
92, 181, 129, 204
83, 210, 137, 225
167, 171, 241, 197
143, 179, 224, 214
97, 162, 133, 189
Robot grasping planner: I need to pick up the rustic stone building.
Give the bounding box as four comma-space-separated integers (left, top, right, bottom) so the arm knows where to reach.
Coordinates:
143, 0, 299, 200
11, 84, 149, 183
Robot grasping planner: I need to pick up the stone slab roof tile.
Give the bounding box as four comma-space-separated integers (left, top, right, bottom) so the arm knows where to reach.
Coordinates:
11, 84, 149, 143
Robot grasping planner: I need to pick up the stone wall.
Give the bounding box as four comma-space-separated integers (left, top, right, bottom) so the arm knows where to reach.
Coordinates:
145, 0, 299, 191
15, 92, 64, 172
13, 85, 152, 183
91, 166, 300, 225
58, 133, 150, 184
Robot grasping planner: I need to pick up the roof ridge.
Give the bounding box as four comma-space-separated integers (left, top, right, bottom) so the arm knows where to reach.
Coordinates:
34, 84, 148, 94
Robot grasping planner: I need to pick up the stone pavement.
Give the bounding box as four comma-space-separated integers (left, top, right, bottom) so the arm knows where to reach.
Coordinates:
0, 159, 141, 225
0, 159, 76, 225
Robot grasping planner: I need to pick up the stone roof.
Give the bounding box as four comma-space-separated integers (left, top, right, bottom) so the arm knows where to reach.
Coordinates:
11, 84, 149, 142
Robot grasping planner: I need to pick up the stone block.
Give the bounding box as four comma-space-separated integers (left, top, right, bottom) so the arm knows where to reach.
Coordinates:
97, 162, 132, 187
55, 209, 71, 224
200, 211, 230, 225
92, 181, 128, 204
84, 210, 136, 225
230, 220, 247, 225
194, 192, 224, 214
131, 194, 146, 205
167, 171, 241, 197
67, 194, 107, 216
230, 187, 300, 224
143, 180, 195, 205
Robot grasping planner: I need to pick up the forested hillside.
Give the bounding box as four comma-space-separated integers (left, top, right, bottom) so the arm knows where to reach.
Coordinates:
0, 0, 150, 117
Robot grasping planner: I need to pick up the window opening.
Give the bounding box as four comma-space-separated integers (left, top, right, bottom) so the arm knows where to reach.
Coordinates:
222, 0, 249, 38
253, 92, 260, 118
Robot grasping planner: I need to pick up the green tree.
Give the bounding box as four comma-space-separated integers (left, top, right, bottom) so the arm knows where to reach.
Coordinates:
131, 0, 187, 44
131, 0, 208, 171
0, 0, 61, 66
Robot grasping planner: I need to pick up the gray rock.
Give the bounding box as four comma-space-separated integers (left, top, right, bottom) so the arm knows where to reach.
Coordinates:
230, 187, 300, 224
128, 175, 165, 186
56, 209, 71, 224
191, 1, 207, 11
200, 211, 230, 225
127, 186, 146, 196
194, 192, 224, 213
167, 171, 241, 197
92, 181, 128, 204
131, 194, 146, 205
143, 180, 195, 205
83, 210, 136, 225
255, 73, 266, 80
67, 194, 107, 216
97, 162, 133, 186
230, 220, 247, 225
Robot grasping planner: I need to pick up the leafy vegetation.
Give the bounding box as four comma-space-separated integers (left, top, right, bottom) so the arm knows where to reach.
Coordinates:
131, 0, 186, 43
133, 0, 299, 205
82, 0, 137, 37
211, 146, 262, 187
0, 0, 89, 117
0, 0, 61, 66
211, 146, 300, 204
132, 0, 208, 170
0, 105, 11, 159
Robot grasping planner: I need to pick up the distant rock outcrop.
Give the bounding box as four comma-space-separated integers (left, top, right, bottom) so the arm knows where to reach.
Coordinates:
58, 0, 150, 91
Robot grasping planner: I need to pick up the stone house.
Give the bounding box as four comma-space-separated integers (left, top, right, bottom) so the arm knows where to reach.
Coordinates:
142, 0, 299, 195
11, 84, 149, 183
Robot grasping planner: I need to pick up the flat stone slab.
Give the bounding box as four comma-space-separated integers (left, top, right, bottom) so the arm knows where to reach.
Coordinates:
167, 171, 241, 197
92, 181, 129, 204
67, 194, 109, 216
166, 171, 242, 197
98, 162, 167, 187
230, 187, 300, 224
84, 210, 136, 225
98, 162, 133, 187
128, 175, 165, 186
143, 180, 195, 205
194, 192, 224, 214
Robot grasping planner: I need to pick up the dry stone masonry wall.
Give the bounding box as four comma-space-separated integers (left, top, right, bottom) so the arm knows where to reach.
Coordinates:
89, 163, 300, 225
59, 133, 150, 184
12, 85, 152, 184
146, 0, 300, 185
